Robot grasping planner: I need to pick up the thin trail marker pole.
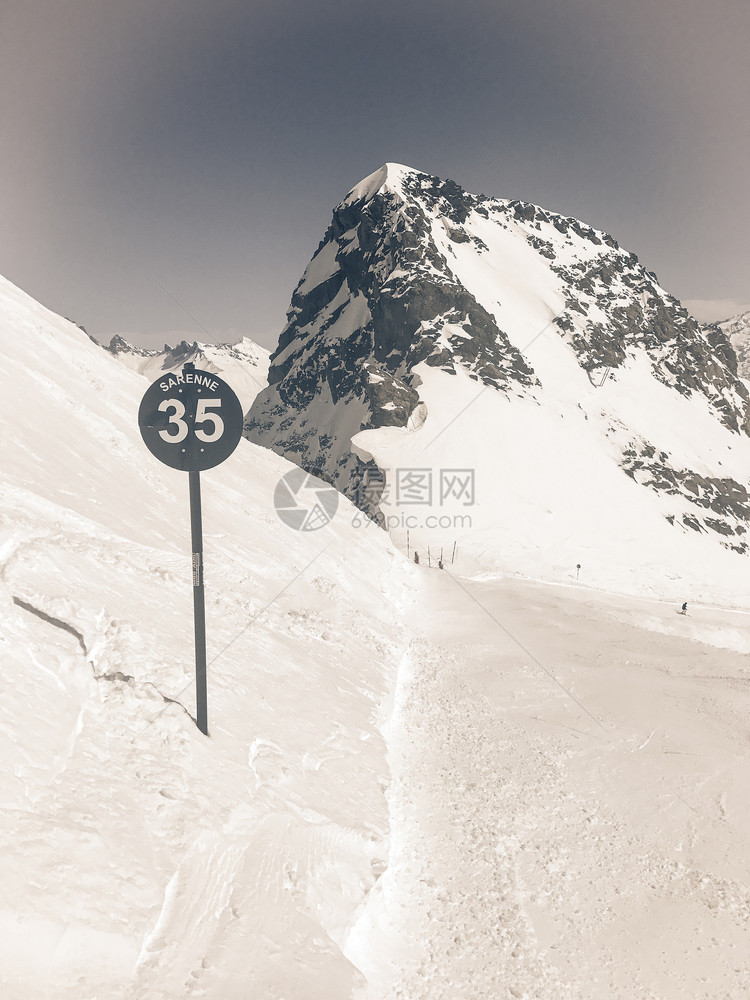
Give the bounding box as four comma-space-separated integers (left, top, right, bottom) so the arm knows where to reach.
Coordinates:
452, 541, 456, 564
189, 471, 208, 735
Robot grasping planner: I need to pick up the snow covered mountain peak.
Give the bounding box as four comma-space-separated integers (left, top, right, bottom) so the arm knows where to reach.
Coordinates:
105, 334, 270, 414
247, 166, 750, 585
707, 310, 750, 381
341, 162, 416, 205
256, 163, 748, 424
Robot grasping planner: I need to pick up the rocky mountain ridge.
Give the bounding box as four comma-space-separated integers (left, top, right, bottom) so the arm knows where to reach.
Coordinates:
706, 311, 750, 381
104, 335, 269, 414
246, 164, 750, 562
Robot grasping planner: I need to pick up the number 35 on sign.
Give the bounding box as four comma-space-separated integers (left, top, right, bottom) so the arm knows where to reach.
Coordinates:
138, 362, 244, 472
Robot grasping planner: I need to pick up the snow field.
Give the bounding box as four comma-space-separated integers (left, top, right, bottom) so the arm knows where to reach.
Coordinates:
346, 571, 750, 999
0, 276, 416, 998
4, 270, 750, 998
353, 361, 750, 610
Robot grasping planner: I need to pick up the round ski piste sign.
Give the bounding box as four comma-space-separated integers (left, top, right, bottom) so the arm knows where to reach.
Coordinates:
138, 363, 243, 472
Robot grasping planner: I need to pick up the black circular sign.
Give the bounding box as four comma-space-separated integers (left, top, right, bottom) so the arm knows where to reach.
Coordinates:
138, 364, 244, 472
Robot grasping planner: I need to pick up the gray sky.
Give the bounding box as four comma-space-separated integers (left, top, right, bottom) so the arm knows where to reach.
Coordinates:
1, 0, 748, 350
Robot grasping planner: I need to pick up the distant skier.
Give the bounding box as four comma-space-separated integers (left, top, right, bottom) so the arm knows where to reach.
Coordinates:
414, 551, 420, 565
679, 602, 688, 615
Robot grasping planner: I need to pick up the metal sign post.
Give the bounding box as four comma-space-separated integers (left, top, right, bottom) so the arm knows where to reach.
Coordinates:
138, 362, 243, 735
189, 469, 207, 734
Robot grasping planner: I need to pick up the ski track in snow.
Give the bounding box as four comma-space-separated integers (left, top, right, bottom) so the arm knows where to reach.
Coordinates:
5, 508, 750, 999
348, 572, 750, 999
349, 639, 581, 999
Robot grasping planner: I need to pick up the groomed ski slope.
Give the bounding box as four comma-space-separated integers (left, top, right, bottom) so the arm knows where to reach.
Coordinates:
2, 274, 750, 998
349, 572, 750, 999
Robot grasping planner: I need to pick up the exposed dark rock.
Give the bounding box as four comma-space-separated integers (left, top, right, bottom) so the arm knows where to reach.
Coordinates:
550, 256, 750, 434
104, 334, 160, 359
621, 439, 750, 549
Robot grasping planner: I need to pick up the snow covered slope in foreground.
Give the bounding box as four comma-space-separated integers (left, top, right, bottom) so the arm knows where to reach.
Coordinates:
3, 273, 750, 1000
353, 572, 750, 1000
0, 275, 411, 999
